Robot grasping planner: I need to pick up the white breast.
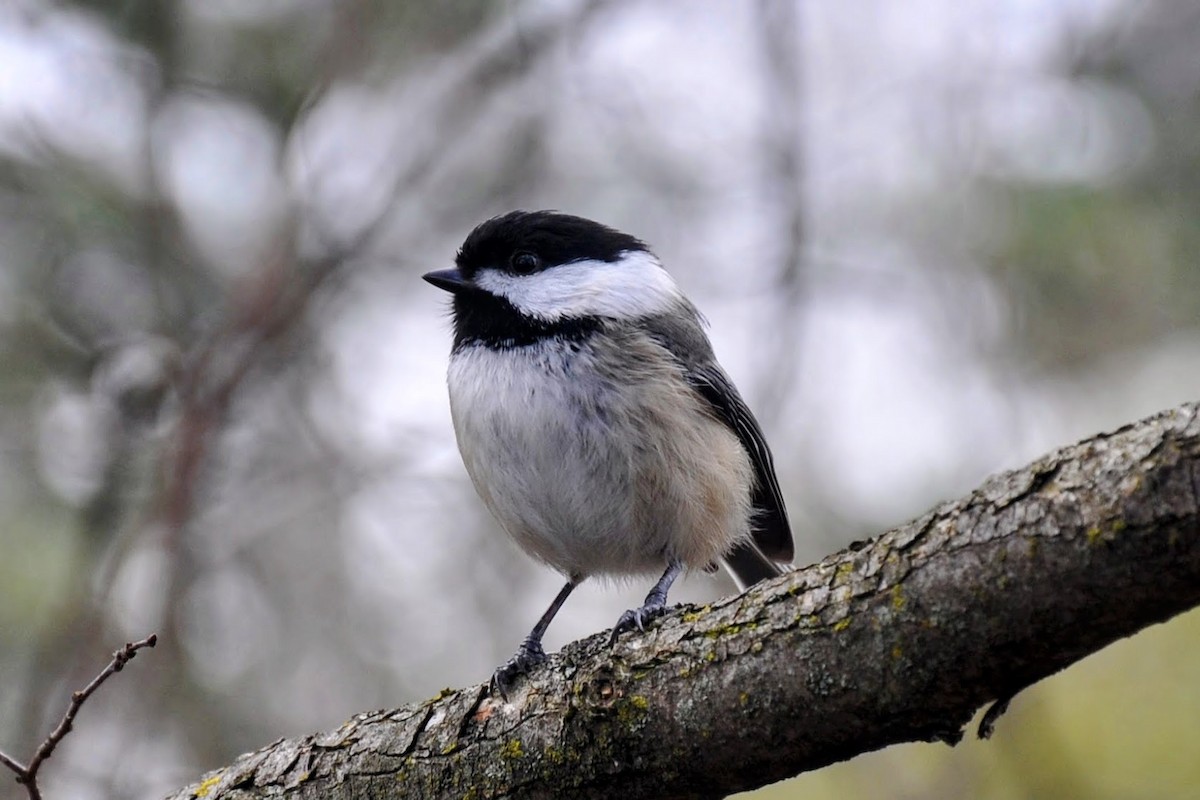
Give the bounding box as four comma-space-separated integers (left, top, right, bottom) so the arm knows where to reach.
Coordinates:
447, 334, 754, 579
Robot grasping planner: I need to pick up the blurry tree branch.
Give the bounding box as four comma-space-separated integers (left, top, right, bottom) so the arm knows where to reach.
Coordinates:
154, 0, 616, 617
3, 2, 628, 794
0, 634, 157, 800
754, 0, 808, 424
163, 401, 1200, 799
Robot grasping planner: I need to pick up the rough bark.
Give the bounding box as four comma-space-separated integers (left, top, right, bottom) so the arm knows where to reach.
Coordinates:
166, 401, 1200, 800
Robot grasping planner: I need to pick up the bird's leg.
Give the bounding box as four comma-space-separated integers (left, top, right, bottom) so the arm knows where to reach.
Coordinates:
491, 579, 578, 699
609, 559, 683, 645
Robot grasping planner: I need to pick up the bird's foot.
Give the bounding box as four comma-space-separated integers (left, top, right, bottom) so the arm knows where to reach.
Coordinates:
608, 599, 669, 646
490, 638, 547, 700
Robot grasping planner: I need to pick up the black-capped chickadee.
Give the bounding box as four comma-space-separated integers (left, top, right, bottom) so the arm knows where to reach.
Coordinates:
424, 211, 793, 695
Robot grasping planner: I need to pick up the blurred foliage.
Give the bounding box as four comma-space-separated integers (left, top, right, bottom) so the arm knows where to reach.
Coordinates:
985, 3, 1200, 370
996, 186, 1198, 367
0, 1, 1197, 799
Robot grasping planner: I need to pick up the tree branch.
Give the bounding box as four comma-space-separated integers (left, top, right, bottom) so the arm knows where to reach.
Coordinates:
1, 634, 157, 800
164, 402, 1200, 800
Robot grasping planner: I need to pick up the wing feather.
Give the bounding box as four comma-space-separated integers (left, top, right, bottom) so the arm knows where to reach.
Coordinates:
641, 310, 794, 563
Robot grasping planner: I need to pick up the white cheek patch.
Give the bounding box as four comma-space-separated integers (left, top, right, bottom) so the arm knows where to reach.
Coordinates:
473, 250, 682, 321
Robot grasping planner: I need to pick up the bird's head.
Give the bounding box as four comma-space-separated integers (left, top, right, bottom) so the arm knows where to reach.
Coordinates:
423, 211, 682, 331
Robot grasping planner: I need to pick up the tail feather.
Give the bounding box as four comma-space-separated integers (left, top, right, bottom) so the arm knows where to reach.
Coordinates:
723, 542, 785, 592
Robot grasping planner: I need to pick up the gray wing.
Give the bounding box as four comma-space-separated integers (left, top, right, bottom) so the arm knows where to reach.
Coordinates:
642, 309, 794, 564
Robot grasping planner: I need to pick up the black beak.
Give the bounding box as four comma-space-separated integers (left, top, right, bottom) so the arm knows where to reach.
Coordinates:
422, 268, 470, 294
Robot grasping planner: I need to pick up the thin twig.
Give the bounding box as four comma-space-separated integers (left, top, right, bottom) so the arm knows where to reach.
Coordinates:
0, 749, 25, 777
0, 634, 158, 800
977, 691, 1016, 740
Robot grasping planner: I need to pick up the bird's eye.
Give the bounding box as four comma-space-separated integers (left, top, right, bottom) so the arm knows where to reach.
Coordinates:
510, 251, 541, 275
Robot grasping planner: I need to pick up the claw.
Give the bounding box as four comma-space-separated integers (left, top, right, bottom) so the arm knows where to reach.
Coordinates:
608, 601, 668, 646
490, 639, 547, 700
608, 560, 683, 646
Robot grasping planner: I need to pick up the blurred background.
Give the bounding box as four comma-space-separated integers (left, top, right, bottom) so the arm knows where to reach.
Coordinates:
0, 0, 1198, 797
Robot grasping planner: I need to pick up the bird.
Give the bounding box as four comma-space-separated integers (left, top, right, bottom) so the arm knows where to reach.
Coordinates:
423, 210, 793, 696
